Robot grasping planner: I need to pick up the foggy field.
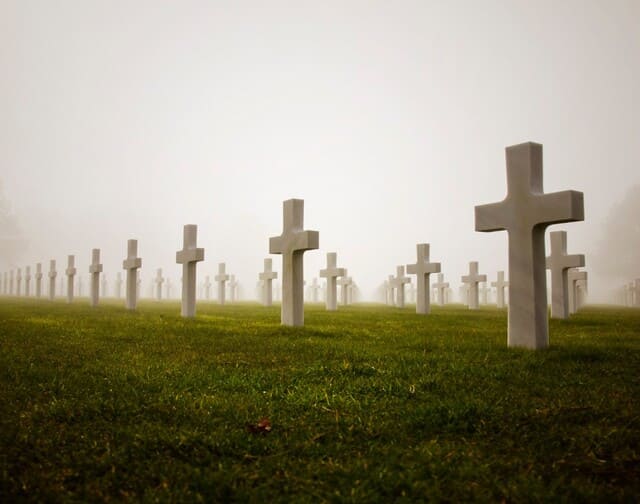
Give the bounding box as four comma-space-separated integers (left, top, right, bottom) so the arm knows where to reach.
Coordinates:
1, 300, 639, 501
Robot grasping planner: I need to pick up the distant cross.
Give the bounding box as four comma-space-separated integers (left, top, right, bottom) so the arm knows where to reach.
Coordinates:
89, 248, 103, 307
229, 275, 238, 303
475, 142, 584, 349
633, 279, 640, 308
461, 262, 486, 310
337, 270, 353, 306
347, 280, 355, 304
491, 271, 509, 309
203, 275, 212, 301
319, 252, 346, 311
78, 275, 83, 297
154, 268, 164, 301
310, 277, 321, 303
176, 224, 204, 317
122, 239, 142, 310
433, 273, 449, 306
65, 255, 76, 303
480, 282, 490, 305
15, 268, 22, 296
567, 268, 587, 315
24, 266, 31, 297
391, 266, 411, 308
48, 260, 57, 300
165, 277, 172, 299
115, 272, 123, 299
259, 258, 278, 306
545, 231, 585, 319
387, 275, 395, 305
406, 243, 441, 314
101, 275, 108, 298
35, 263, 43, 298
269, 199, 319, 326
215, 263, 230, 305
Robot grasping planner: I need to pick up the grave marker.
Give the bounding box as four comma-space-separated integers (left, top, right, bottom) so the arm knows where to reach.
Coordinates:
545, 231, 585, 319
406, 243, 441, 314
89, 248, 103, 307
122, 239, 142, 310
319, 252, 346, 311
461, 262, 486, 310
215, 263, 229, 305
491, 271, 509, 308
65, 255, 76, 303
259, 258, 278, 306
475, 142, 584, 348
176, 224, 204, 317
269, 199, 319, 326
391, 266, 411, 308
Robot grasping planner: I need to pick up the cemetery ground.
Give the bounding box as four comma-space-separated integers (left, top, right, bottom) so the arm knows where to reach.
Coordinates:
1, 300, 639, 502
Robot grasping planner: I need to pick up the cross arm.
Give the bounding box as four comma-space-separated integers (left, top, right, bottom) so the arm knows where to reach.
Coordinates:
535, 190, 584, 226
475, 201, 508, 232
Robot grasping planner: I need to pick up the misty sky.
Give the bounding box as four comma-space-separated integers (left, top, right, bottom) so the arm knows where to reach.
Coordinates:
1, 0, 639, 301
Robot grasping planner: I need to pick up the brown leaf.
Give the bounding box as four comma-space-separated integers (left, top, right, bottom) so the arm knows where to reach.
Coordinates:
246, 417, 272, 434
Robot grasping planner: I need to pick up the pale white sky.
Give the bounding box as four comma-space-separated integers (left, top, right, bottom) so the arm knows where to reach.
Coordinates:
1, 0, 638, 301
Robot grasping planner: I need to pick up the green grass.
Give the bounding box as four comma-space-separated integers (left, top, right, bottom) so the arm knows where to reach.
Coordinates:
1, 298, 639, 502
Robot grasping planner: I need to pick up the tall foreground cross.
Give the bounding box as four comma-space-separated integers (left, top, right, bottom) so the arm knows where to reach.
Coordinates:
176, 224, 204, 317
122, 239, 142, 310
475, 142, 584, 349
546, 231, 584, 319
269, 199, 319, 326
406, 243, 441, 314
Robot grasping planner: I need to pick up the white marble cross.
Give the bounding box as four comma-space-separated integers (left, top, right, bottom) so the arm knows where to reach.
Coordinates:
176, 224, 204, 317
48, 260, 56, 300
567, 268, 587, 315
433, 273, 449, 306
165, 277, 172, 299
269, 199, 319, 326
337, 272, 352, 306
229, 275, 238, 303
215, 263, 229, 305
391, 266, 411, 308
65, 255, 76, 303
259, 258, 278, 306
545, 230, 585, 319
461, 262, 486, 310
633, 279, 640, 308
310, 277, 320, 303
89, 248, 103, 307
122, 239, 142, 310
24, 266, 31, 296
319, 252, 346, 311
101, 275, 108, 298
35, 263, 43, 298
406, 243, 441, 314
115, 272, 123, 299
154, 268, 164, 301
203, 275, 212, 300
16, 268, 23, 296
480, 282, 490, 305
475, 142, 584, 349
491, 271, 509, 308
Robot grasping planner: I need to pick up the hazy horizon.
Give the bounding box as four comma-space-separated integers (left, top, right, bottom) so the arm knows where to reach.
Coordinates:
2, 1, 639, 302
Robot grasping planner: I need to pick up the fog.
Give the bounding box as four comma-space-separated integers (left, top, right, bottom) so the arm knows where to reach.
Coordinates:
1, 0, 639, 302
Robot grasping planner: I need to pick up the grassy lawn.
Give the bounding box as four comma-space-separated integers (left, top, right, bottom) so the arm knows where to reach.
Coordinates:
0, 298, 639, 502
